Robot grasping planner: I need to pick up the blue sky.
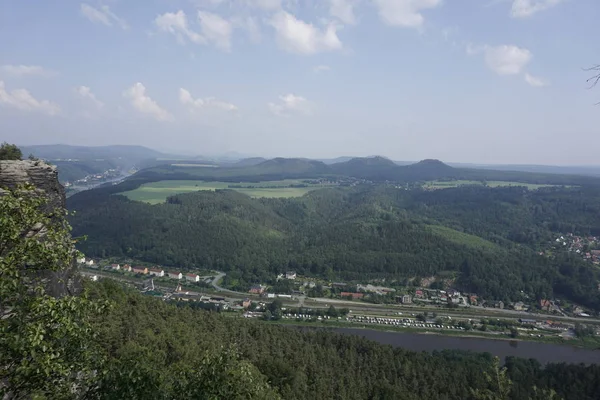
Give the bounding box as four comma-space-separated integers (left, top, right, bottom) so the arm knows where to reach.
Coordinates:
0, 0, 598, 164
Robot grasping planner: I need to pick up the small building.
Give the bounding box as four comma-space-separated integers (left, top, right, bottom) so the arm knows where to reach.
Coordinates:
519, 318, 537, 325
242, 298, 252, 309
89, 275, 98, 282
469, 295, 478, 306
540, 299, 551, 311
415, 290, 424, 298
77, 257, 86, 264
341, 292, 364, 300
121, 264, 132, 272
186, 273, 200, 282
168, 272, 183, 280
285, 271, 297, 280
110, 263, 120, 271
149, 268, 165, 277
494, 301, 504, 309
85, 259, 95, 266
249, 285, 266, 294
132, 266, 148, 275
513, 301, 526, 311
401, 294, 412, 304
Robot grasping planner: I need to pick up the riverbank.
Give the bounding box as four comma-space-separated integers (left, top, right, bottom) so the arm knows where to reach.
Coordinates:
267, 318, 600, 350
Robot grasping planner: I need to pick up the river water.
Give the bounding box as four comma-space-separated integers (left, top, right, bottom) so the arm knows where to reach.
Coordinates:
332, 328, 600, 365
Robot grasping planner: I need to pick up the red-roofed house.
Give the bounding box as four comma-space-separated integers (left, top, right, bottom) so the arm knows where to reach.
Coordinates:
341, 292, 364, 299
168, 272, 183, 280
110, 264, 120, 271
121, 264, 132, 272
186, 273, 200, 282
132, 266, 148, 275
149, 268, 165, 277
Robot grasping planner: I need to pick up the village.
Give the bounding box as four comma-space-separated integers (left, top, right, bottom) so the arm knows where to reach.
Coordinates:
79, 257, 600, 347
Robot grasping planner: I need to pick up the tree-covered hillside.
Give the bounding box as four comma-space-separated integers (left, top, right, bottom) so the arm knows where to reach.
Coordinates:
69, 184, 600, 310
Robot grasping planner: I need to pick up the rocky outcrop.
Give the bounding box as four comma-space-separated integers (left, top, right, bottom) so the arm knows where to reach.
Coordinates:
0, 160, 81, 296
0, 160, 65, 211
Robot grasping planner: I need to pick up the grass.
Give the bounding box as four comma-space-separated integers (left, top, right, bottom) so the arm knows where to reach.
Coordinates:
119, 179, 324, 204
424, 180, 558, 190
427, 225, 502, 252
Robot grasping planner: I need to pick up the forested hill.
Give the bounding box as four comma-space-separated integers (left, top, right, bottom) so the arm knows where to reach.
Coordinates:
131, 156, 600, 186
69, 184, 600, 310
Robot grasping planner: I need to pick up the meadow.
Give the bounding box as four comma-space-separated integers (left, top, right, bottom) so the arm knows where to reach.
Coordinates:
119, 179, 324, 204
424, 180, 558, 190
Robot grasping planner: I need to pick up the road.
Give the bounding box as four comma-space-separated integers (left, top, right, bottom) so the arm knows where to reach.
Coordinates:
84, 269, 600, 326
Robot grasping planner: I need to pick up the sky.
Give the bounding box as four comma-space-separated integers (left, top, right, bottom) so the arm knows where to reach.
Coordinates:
0, 0, 599, 164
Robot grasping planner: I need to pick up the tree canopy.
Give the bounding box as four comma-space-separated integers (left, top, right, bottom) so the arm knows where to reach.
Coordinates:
0, 143, 22, 161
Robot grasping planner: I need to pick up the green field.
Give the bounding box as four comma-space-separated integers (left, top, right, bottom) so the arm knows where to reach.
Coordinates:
119, 180, 324, 204
424, 180, 558, 190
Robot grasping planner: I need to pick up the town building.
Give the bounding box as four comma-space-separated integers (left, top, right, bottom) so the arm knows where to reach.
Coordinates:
242, 298, 252, 309
168, 272, 183, 280
149, 268, 165, 277
286, 271, 297, 280
186, 273, 200, 282
400, 294, 412, 304
341, 292, 364, 300
110, 264, 120, 271
132, 266, 148, 275
249, 285, 266, 294
121, 264, 132, 272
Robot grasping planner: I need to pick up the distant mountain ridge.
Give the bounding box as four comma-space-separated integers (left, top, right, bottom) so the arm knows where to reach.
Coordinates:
21, 144, 169, 160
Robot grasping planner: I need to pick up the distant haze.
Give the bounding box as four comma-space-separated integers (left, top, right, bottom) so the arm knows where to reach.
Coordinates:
1, 1, 599, 165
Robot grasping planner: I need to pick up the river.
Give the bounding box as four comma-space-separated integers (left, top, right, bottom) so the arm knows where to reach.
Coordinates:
332, 328, 600, 365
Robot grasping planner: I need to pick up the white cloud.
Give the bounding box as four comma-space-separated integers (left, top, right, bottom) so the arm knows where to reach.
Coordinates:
155, 10, 205, 44
179, 88, 238, 111
268, 93, 311, 116
269, 11, 343, 55
0, 81, 60, 115
123, 83, 172, 121
235, 16, 261, 43
373, 0, 442, 28
80, 3, 128, 29
483, 45, 532, 75
246, 0, 282, 10
198, 11, 233, 51
511, 0, 563, 18
0, 65, 53, 77
313, 65, 331, 73
329, 0, 358, 25
75, 86, 104, 108
524, 73, 548, 87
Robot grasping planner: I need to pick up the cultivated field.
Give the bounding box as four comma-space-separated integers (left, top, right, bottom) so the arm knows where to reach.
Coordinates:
424, 180, 559, 190
119, 180, 324, 204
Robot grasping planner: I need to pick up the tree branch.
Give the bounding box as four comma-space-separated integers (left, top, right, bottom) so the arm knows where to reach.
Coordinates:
585, 64, 600, 88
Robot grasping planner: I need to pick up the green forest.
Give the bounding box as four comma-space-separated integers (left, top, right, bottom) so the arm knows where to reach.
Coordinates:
68, 182, 600, 312
3, 160, 600, 399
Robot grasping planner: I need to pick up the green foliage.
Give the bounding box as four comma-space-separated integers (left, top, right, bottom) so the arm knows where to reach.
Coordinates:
69, 184, 600, 310
0, 142, 22, 160
0, 184, 107, 398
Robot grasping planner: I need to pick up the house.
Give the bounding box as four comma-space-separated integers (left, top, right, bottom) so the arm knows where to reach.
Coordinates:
132, 266, 148, 275
77, 257, 86, 264
85, 259, 95, 266
401, 294, 412, 304
494, 301, 504, 309
469, 296, 478, 306
149, 268, 165, 277
285, 271, 297, 280
121, 264, 132, 272
168, 272, 183, 280
415, 290, 424, 298
513, 301, 526, 311
540, 299, 552, 311
186, 273, 200, 282
242, 298, 252, 309
341, 292, 364, 300
110, 264, 120, 271
249, 285, 266, 294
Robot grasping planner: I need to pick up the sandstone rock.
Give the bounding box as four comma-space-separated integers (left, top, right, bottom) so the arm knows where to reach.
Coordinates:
0, 160, 65, 211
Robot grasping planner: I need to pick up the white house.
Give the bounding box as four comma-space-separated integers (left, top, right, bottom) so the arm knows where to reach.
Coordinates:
111, 264, 120, 271
77, 257, 86, 264
89, 275, 98, 282
149, 268, 165, 277
285, 271, 297, 280
186, 273, 200, 282
85, 259, 95, 266
168, 272, 183, 280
